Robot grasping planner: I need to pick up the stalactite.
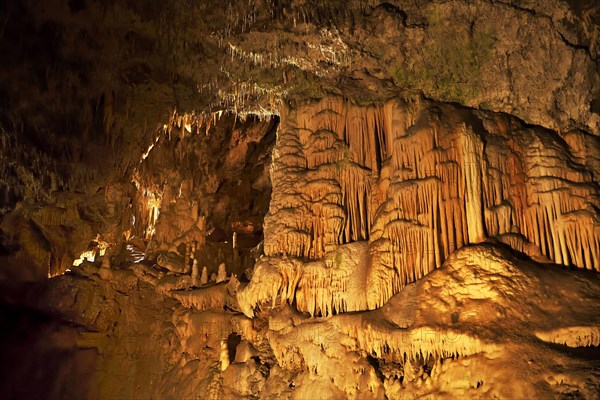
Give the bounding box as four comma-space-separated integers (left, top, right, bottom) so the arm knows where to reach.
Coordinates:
535, 326, 600, 348
334, 318, 491, 362
238, 243, 369, 317
459, 123, 486, 244
256, 96, 600, 317
340, 164, 371, 242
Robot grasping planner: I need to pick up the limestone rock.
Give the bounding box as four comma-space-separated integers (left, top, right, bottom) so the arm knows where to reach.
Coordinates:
217, 263, 228, 283
251, 96, 600, 314
0, 1, 599, 399
156, 252, 187, 274
200, 266, 208, 285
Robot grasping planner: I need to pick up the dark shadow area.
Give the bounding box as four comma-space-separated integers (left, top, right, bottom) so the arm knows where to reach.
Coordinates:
227, 332, 242, 363
0, 299, 97, 400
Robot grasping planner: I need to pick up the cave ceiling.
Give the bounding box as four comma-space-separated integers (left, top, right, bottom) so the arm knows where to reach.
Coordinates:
1, 0, 599, 198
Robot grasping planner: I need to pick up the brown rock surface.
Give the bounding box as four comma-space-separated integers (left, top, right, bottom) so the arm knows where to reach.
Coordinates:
242, 96, 599, 316
0, 1, 599, 399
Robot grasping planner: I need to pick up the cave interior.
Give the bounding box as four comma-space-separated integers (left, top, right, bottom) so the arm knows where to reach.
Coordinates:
0, 0, 600, 399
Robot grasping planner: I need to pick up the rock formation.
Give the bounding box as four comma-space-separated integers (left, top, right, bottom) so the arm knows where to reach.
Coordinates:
0, 0, 599, 399
240, 96, 600, 316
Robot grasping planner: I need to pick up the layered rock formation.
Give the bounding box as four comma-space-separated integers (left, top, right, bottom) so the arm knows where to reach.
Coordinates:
240, 96, 600, 316
3, 242, 599, 399
0, 0, 599, 399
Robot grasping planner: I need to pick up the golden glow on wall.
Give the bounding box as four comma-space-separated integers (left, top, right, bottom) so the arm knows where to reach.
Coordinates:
72, 235, 110, 267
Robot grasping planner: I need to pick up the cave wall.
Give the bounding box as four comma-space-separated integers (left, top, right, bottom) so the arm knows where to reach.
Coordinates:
1, 0, 599, 280
241, 96, 600, 316
0, 184, 135, 280
0, 1, 599, 398
133, 113, 276, 244
1, 0, 599, 206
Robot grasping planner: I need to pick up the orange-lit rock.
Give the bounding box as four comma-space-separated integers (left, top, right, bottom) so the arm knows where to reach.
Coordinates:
0, 1, 599, 398
243, 96, 600, 316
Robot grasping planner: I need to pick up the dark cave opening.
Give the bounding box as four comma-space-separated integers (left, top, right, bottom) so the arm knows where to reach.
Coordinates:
227, 332, 242, 363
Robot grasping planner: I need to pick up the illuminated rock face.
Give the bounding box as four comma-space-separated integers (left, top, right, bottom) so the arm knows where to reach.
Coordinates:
0, 1, 599, 398
7, 242, 599, 399
243, 97, 600, 316
1, 99, 599, 399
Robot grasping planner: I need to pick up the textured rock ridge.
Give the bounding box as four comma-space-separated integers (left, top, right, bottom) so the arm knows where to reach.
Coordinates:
3, 242, 599, 399
240, 96, 600, 316
0, 1, 599, 399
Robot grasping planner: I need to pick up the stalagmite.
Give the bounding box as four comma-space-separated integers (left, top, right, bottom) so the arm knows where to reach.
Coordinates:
233, 232, 239, 270
217, 263, 228, 282
185, 243, 193, 274
191, 259, 199, 285
200, 266, 208, 285
220, 340, 230, 371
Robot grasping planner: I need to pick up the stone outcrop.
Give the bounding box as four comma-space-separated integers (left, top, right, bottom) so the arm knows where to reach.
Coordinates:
0, 1, 599, 399
3, 242, 600, 399
240, 96, 600, 316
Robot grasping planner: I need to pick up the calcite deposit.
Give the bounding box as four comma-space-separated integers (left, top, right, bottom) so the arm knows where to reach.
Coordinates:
242, 97, 600, 316
0, 0, 599, 399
